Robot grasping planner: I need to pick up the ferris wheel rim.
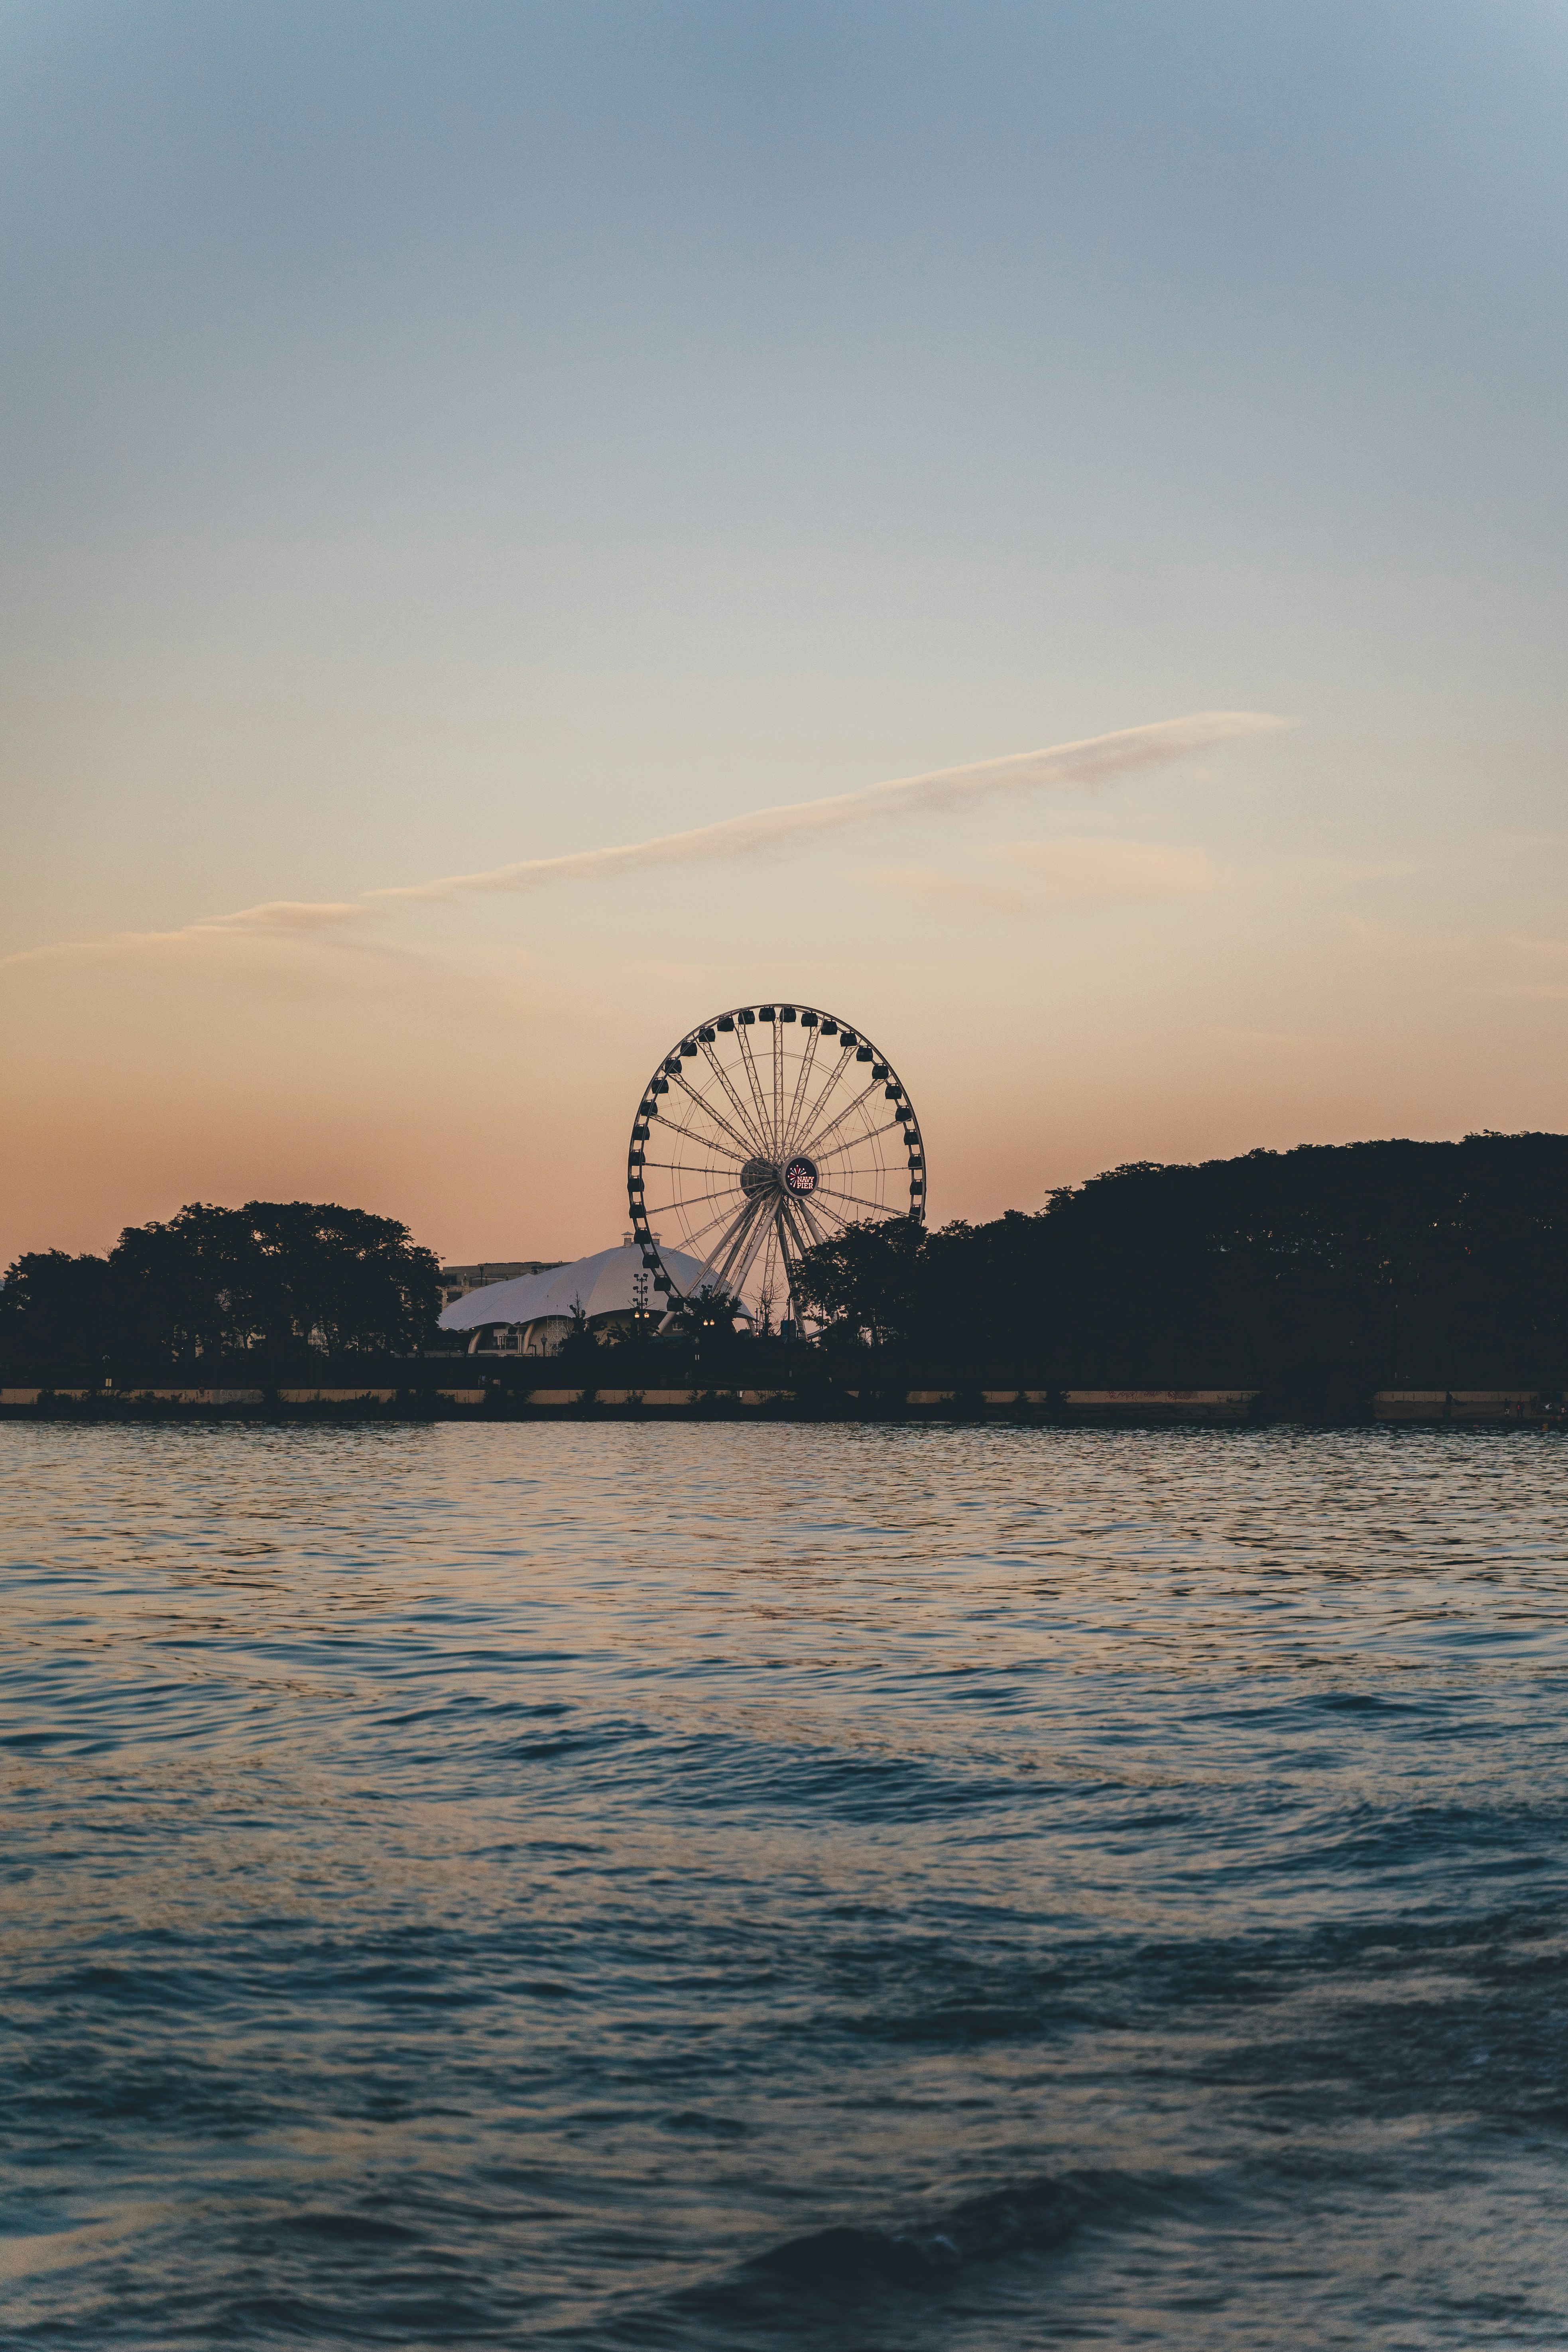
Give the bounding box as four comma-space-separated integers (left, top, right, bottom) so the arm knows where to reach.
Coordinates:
626, 1000, 926, 1323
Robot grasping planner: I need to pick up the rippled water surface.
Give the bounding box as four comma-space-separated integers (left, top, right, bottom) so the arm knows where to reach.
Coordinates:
4, 1422, 1567, 2347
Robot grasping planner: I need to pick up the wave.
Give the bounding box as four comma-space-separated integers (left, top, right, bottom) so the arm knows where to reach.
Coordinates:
556, 2168, 1218, 2349
748, 2173, 1091, 2289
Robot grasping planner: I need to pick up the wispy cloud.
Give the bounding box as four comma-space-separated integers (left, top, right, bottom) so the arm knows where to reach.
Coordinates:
2, 710, 1287, 970
878, 836, 1213, 917
211, 900, 368, 934
2, 897, 550, 1026
373, 711, 1288, 901
2, 900, 366, 969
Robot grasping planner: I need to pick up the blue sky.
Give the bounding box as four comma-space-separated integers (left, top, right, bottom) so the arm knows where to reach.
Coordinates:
3, 0, 1566, 1257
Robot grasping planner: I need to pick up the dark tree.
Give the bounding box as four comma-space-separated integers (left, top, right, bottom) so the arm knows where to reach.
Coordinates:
1, 1201, 441, 1370
214, 1201, 443, 1356
795, 1132, 1568, 1389
0, 1251, 125, 1372
791, 1215, 927, 1345
668, 1283, 746, 1341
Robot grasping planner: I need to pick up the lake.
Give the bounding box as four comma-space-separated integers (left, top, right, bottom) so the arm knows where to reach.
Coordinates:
3, 1422, 1566, 2347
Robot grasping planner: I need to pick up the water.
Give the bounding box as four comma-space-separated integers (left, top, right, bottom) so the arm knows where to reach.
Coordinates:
3, 1422, 1566, 2348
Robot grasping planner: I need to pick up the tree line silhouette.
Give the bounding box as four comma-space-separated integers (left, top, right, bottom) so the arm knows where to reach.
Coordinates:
792, 1131, 1568, 1395
0, 1202, 441, 1370
5, 1135, 1567, 1392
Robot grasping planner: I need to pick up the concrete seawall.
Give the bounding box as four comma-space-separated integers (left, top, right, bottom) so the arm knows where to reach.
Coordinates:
4, 1385, 1563, 1424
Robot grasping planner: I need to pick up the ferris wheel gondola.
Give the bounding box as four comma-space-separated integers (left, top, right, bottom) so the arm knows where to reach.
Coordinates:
627, 1003, 925, 1331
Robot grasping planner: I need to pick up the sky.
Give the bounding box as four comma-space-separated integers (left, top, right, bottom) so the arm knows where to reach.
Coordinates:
3, 0, 1566, 1266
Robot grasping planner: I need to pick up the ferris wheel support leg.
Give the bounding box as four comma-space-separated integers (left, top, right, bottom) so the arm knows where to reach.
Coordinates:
684, 1191, 764, 1303
791, 1193, 830, 1250
710, 1198, 771, 1300
726, 1199, 777, 1302
775, 1197, 816, 1329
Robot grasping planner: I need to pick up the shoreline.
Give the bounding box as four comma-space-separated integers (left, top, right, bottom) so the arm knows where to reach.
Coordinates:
2, 1384, 1560, 1427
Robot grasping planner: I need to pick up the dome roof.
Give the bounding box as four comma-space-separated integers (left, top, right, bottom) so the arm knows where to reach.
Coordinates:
437, 1242, 721, 1332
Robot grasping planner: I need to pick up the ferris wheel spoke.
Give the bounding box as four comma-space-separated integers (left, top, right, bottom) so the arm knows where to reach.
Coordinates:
781, 1021, 822, 1147
660, 1181, 750, 1219
799, 1195, 858, 1236
650, 1106, 749, 1163
641, 1158, 742, 1176
673, 1092, 758, 1163
697, 1043, 770, 1157
825, 1147, 909, 1181
792, 1038, 854, 1153
667, 1193, 757, 1255
797, 1081, 884, 1161
813, 1105, 903, 1159
665, 1080, 759, 1163
735, 1024, 776, 1152
644, 1177, 752, 1217
681, 1057, 769, 1158
816, 1181, 900, 1217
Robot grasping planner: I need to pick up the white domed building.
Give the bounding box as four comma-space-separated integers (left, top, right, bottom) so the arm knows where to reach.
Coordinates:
437, 1240, 739, 1355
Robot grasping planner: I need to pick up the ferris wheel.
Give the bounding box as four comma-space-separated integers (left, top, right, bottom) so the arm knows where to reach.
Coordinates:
628, 1003, 925, 1329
